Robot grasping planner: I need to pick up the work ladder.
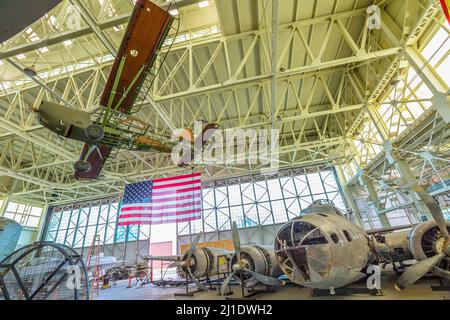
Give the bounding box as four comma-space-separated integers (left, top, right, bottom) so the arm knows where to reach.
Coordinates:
86, 234, 103, 299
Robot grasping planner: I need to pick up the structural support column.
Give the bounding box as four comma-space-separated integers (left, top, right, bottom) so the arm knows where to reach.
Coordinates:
359, 174, 391, 228
336, 166, 363, 227
0, 197, 9, 217
403, 46, 450, 123
383, 141, 432, 220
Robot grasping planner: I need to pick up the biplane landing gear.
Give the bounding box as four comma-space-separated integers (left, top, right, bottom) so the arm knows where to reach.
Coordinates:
85, 124, 104, 141
74, 160, 91, 173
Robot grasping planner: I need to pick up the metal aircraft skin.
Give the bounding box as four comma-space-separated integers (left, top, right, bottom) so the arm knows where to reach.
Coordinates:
274, 199, 450, 291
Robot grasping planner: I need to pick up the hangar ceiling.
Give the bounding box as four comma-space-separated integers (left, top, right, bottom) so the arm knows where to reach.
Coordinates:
0, 0, 448, 206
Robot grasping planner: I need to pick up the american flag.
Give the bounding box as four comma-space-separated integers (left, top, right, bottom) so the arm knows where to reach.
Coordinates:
117, 172, 202, 226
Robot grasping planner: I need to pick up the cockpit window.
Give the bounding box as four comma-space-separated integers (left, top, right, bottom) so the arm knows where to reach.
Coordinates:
292, 222, 328, 246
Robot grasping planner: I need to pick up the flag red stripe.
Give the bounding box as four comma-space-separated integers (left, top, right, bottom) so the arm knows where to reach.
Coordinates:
153, 172, 201, 183
119, 208, 202, 219
120, 200, 201, 212
118, 173, 202, 225
152, 185, 201, 197
152, 179, 201, 190
118, 215, 200, 226
151, 192, 201, 203
441, 0, 450, 23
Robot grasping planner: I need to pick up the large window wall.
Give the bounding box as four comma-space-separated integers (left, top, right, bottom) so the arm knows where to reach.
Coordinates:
44, 166, 347, 251
1, 200, 43, 228
45, 199, 145, 248
177, 166, 346, 236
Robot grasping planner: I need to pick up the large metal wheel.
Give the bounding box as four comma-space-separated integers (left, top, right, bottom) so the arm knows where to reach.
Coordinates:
74, 160, 91, 173
85, 124, 104, 141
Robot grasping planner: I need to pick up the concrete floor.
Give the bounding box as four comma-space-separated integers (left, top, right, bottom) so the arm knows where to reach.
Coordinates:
94, 271, 450, 300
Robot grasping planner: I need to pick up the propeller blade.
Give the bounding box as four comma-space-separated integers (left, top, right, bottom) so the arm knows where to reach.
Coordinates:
232, 221, 241, 259
395, 253, 446, 291
221, 270, 237, 296
187, 233, 202, 260
242, 268, 286, 286
415, 187, 449, 240
187, 267, 207, 291
168, 261, 182, 268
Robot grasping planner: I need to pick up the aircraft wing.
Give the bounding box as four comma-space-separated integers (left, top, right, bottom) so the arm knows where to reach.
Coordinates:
142, 255, 180, 262
0, 0, 63, 43
74, 144, 112, 180
99, 0, 173, 114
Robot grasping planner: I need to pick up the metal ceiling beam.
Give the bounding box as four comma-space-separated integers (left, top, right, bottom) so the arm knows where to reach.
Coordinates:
0, 117, 74, 160
68, 0, 118, 56
0, 14, 129, 60
5, 58, 72, 106
155, 47, 401, 102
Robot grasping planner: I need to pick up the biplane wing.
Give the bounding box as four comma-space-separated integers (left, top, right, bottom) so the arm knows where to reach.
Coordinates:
74, 144, 112, 180
100, 0, 173, 114
75, 0, 173, 180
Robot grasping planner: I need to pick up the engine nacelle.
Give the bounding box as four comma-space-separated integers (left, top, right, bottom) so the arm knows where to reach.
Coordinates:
371, 230, 412, 263
179, 247, 230, 278
230, 245, 282, 288
406, 221, 450, 279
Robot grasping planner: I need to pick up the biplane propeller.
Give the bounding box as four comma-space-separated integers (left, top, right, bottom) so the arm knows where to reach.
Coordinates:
33, 0, 218, 180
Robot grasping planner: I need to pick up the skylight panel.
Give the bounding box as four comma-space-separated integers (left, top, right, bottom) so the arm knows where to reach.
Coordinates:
198, 1, 210, 8
49, 15, 57, 26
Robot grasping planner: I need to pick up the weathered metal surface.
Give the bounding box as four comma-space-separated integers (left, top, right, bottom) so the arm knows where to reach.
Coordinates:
0, 218, 22, 262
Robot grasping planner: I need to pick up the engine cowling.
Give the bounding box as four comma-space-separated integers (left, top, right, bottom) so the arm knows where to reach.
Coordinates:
407, 221, 450, 279
230, 245, 282, 288
179, 247, 229, 278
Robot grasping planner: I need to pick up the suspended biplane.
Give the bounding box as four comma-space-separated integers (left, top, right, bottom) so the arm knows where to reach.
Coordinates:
34, 0, 218, 180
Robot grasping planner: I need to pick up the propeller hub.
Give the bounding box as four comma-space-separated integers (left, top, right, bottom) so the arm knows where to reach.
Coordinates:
436, 238, 450, 255
443, 239, 450, 256
232, 263, 242, 271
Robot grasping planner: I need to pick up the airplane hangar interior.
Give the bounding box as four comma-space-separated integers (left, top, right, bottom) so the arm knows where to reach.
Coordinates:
0, 0, 449, 302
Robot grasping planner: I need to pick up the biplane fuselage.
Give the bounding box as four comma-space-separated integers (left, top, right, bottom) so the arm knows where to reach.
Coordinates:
36, 101, 173, 153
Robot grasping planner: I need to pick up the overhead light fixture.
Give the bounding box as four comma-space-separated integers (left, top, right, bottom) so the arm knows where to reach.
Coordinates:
169, 8, 179, 16
16, 54, 26, 60
198, 0, 209, 8
63, 40, 73, 46
113, 25, 122, 32
0, 60, 3, 66
38, 47, 49, 53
